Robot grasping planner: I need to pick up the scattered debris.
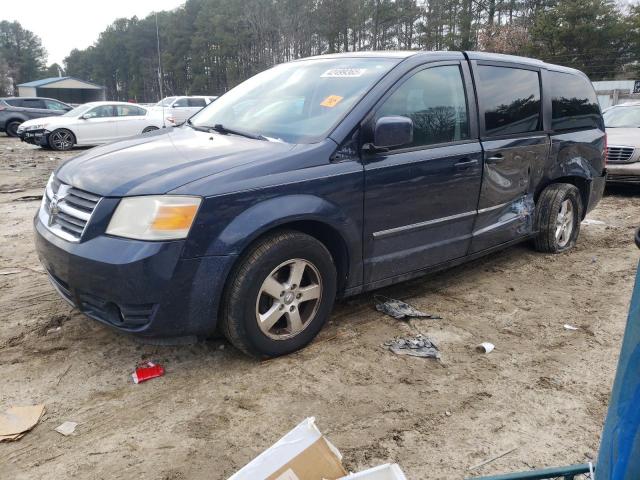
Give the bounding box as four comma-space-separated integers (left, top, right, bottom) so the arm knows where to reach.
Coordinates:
476, 342, 495, 354
468, 447, 518, 471
0, 188, 25, 194
339, 463, 407, 479
56, 364, 73, 386
375, 295, 442, 320
0, 268, 22, 276
46, 326, 62, 335
445, 410, 452, 417
564, 324, 579, 331
582, 218, 606, 226
384, 335, 440, 359
54, 421, 78, 436
229, 417, 346, 480
13, 195, 42, 202
131, 361, 165, 384
0, 404, 46, 442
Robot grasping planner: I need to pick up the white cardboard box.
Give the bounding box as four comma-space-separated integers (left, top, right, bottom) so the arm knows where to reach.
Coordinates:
228, 417, 347, 480
339, 464, 407, 480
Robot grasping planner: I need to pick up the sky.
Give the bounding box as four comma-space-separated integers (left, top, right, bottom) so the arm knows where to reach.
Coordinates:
3, 0, 186, 66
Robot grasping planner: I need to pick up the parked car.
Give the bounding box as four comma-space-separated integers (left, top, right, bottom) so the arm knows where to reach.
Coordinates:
0, 97, 72, 137
35, 52, 606, 358
603, 102, 640, 184
17, 101, 175, 150
150, 95, 217, 125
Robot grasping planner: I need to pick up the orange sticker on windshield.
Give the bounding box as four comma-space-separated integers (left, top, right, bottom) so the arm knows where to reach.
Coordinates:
320, 95, 343, 107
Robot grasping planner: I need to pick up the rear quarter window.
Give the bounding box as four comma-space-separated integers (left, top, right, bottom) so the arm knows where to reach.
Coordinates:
5, 99, 22, 107
548, 71, 601, 131
477, 65, 542, 137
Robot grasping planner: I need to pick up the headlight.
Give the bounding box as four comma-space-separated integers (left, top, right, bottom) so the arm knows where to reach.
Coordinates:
27, 124, 46, 130
106, 196, 201, 240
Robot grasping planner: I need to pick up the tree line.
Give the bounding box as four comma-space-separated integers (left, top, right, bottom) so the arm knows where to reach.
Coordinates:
2, 0, 640, 102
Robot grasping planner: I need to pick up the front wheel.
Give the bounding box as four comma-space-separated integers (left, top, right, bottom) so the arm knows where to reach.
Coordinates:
534, 183, 583, 253
6, 121, 21, 137
220, 230, 337, 358
48, 129, 75, 151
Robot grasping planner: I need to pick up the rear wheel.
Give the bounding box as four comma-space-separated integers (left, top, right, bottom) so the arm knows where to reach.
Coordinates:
142, 126, 159, 134
534, 183, 583, 253
220, 230, 337, 358
48, 129, 75, 151
6, 121, 21, 137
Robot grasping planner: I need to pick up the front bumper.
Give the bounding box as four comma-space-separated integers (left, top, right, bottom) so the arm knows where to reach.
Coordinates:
34, 216, 236, 338
607, 162, 640, 184
18, 128, 49, 146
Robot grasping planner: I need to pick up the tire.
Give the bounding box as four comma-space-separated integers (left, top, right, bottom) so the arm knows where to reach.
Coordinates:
220, 230, 337, 358
48, 129, 75, 151
533, 183, 583, 253
142, 126, 159, 134
6, 121, 21, 137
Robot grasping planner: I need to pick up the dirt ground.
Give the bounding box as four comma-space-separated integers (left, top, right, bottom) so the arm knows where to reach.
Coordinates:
0, 134, 638, 480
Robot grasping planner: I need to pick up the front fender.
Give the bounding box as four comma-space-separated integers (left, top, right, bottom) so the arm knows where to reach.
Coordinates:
214, 194, 359, 255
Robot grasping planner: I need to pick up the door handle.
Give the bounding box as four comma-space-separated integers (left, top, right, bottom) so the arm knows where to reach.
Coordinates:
486, 153, 504, 164
454, 159, 478, 169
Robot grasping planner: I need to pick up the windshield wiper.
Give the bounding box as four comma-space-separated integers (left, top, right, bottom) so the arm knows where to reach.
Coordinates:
210, 123, 267, 141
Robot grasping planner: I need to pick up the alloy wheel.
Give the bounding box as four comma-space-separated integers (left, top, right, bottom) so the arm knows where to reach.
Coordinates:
255, 258, 322, 340
555, 199, 574, 248
50, 130, 73, 150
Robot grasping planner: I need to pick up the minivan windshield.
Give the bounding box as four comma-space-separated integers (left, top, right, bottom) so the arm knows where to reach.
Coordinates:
189, 57, 399, 143
62, 104, 93, 117
604, 105, 640, 128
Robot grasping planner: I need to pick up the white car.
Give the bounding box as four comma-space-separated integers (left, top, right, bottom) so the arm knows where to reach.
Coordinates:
17, 101, 174, 151
150, 96, 217, 125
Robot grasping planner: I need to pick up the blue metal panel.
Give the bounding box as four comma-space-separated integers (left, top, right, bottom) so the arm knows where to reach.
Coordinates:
596, 229, 640, 479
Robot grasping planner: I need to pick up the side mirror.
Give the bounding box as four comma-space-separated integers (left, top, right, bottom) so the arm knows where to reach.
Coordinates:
373, 116, 413, 149
80, 114, 89, 120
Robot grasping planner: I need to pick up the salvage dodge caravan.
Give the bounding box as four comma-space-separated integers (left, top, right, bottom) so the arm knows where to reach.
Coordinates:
35, 51, 606, 358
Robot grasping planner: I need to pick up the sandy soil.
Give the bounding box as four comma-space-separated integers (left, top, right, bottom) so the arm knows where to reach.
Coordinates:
0, 135, 638, 480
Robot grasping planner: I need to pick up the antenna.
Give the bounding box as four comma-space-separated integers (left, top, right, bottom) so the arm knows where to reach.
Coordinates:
155, 11, 166, 128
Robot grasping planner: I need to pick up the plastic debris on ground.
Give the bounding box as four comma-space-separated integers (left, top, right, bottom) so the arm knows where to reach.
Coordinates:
564, 324, 580, 331
131, 361, 165, 384
228, 417, 346, 480
383, 335, 440, 359
54, 421, 78, 436
475, 342, 495, 353
339, 463, 407, 479
374, 295, 442, 320
0, 404, 46, 442
582, 218, 607, 226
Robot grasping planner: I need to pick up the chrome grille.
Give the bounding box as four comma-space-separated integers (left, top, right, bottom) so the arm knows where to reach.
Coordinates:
40, 176, 101, 242
606, 146, 635, 164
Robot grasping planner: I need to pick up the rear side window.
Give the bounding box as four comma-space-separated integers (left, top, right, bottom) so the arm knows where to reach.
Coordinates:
5, 99, 21, 107
116, 105, 146, 116
188, 98, 207, 107
478, 65, 541, 136
548, 71, 601, 131
22, 99, 46, 109
375, 65, 470, 149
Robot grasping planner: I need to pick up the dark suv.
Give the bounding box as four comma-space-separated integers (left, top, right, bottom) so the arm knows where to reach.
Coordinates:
34, 52, 606, 358
1, 97, 72, 137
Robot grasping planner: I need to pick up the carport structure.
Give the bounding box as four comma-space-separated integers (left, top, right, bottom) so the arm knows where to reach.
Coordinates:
17, 77, 106, 104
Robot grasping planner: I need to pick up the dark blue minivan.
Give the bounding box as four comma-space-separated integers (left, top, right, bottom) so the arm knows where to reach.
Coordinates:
34, 51, 606, 357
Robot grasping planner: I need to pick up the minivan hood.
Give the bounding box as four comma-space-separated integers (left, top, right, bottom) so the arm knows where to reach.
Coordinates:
56, 126, 296, 197
606, 128, 640, 148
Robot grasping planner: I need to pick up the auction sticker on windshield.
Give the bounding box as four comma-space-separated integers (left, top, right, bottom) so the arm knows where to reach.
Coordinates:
320, 95, 344, 107
321, 68, 366, 78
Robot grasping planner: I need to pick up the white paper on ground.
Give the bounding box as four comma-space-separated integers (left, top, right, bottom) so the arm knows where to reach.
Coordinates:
54, 421, 78, 436
228, 417, 342, 480
338, 464, 408, 480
